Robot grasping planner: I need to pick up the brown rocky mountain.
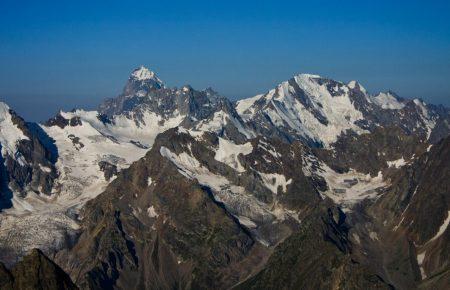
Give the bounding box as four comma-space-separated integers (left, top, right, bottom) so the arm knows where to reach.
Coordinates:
54, 129, 270, 289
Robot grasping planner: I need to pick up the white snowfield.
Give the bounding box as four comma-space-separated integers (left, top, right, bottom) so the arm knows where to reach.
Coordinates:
43, 109, 181, 203
258, 173, 292, 194
214, 137, 253, 172
417, 251, 427, 279
147, 205, 158, 218
320, 166, 386, 211
302, 152, 387, 212
0, 105, 184, 257
428, 210, 450, 243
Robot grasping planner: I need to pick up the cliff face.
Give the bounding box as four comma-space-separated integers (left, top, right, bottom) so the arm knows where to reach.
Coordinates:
235, 206, 394, 290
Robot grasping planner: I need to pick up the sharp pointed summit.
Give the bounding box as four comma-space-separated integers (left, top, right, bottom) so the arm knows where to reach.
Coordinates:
123, 66, 165, 95
130, 66, 162, 82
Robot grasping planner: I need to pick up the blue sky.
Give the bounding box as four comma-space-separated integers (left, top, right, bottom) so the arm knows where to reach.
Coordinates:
1, 0, 449, 121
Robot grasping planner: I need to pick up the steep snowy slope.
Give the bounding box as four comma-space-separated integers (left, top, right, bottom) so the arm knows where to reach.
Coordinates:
236, 74, 367, 146
0, 102, 29, 166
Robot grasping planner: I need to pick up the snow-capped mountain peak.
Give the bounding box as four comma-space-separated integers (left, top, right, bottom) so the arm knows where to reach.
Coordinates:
295, 73, 321, 79
236, 73, 368, 146
131, 66, 161, 82
124, 66, 165, 94
371, 91, 405, 110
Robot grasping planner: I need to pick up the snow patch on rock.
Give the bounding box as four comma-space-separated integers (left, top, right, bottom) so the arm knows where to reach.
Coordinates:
417, 251, 427, 280
214, 137, 253, 172
429, 210, 450, 243
196, 110, 254, 139
259, 172, 292, 194
147, 206, 158, 218
387, 157, 406, 168
319, 164, 386, 211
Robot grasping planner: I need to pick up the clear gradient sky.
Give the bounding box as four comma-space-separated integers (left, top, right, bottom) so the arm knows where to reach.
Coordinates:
1, 0, 449, 121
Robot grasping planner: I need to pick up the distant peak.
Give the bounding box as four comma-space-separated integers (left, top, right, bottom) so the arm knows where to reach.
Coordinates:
295, 73, 322, 79
182, 85, 193, 92
131, 66, 158, 81
127, 65, 165, 90
347, 80, 367, 93
372, 91, 405, 110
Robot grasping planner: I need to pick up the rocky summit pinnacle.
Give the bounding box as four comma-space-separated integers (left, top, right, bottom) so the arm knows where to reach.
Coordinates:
130, 66, 161, 82
123, 66, 165, 95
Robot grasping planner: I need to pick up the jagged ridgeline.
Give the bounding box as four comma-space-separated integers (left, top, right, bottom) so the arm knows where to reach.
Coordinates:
0, 66, 449, 289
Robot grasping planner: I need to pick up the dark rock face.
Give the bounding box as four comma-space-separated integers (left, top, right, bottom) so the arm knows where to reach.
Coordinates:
235, 206, 393, 290
0, 262, 14, 289
45, 113, 82, 129
365, 136, 450, 287
98, 161, 118, 181
314, 126, 428, 176
398, 137, 450, 245
329, 136, 450, 290
0, 249, 77, 290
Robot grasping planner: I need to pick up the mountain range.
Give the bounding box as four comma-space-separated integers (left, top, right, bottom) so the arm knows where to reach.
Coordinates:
0, 66, 449, 289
